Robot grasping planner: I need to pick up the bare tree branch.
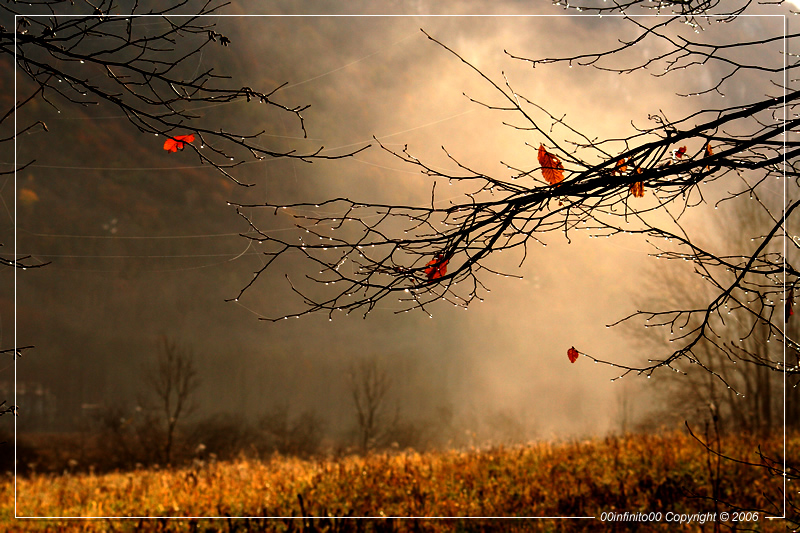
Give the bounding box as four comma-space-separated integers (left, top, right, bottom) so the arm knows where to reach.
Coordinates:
230, 6, 795, 396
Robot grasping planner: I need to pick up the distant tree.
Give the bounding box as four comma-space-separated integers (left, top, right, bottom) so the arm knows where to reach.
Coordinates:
349, 356, 398, 453
633, 198, 798, 435
143, 336, 199, 465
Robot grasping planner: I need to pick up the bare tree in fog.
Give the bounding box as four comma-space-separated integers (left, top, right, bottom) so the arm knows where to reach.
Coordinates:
228, 1, 798, 523
634, 197, 800, 435
143, 336, 199, 465
349, 356, 397, 453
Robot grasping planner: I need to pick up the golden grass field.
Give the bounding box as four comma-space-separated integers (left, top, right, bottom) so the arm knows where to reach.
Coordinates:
0, 430, 795, 531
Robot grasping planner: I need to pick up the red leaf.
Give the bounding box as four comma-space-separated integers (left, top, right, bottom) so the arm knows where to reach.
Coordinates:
675, 146, 687, 159
163, 134, 195, 152
567, 346, 579, 363
538, 144, 565, 185
425, 254, 449, 281
788, 289, 795, 322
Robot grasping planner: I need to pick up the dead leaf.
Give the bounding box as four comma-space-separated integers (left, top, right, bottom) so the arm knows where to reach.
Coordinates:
613, 158, 628, 176
425, 254, 449, 281
163, 134, 195, 152
704, 142, 713, 170
538, 144, 565, 185
567, 346, 579, 364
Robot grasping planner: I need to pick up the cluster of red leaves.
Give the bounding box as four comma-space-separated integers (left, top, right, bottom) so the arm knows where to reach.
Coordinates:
163, 134, 195, 152
425, 255, 449, 281
617, 144, 700, 198
538, 144, 565, 185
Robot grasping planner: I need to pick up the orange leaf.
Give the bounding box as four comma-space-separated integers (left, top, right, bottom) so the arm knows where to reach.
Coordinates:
425, 254, 448, 281
704, 143, 713, 170
613, 158, 628, 176
567, 346, 579, 363
629, 181, 644, 198
163, 134, 195, 152
538, 144, 565, 185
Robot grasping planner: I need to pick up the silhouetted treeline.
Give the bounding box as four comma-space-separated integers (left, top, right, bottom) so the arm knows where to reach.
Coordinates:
4, 405, 433, 475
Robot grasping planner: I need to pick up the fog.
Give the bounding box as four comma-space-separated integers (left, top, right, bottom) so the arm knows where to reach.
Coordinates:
1, 2, 788, 452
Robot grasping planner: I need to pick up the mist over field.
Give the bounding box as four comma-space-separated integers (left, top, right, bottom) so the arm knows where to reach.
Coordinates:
0, 1, 791, 466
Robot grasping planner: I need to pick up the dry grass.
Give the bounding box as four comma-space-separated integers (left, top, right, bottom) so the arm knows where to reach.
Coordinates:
0, 430, 793, 531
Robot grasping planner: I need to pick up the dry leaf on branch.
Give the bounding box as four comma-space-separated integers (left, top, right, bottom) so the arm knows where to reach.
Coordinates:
425, 254, 449, 281
163, 134, 195, 152
538, 144, 565, 185
613, 158, 628, 176
567, 346, 580, 363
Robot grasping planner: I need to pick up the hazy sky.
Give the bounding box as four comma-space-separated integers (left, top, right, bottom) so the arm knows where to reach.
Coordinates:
3, 1, 792, 444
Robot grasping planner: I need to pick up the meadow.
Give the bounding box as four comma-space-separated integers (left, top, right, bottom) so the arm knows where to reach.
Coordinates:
0, 430, 794, 532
